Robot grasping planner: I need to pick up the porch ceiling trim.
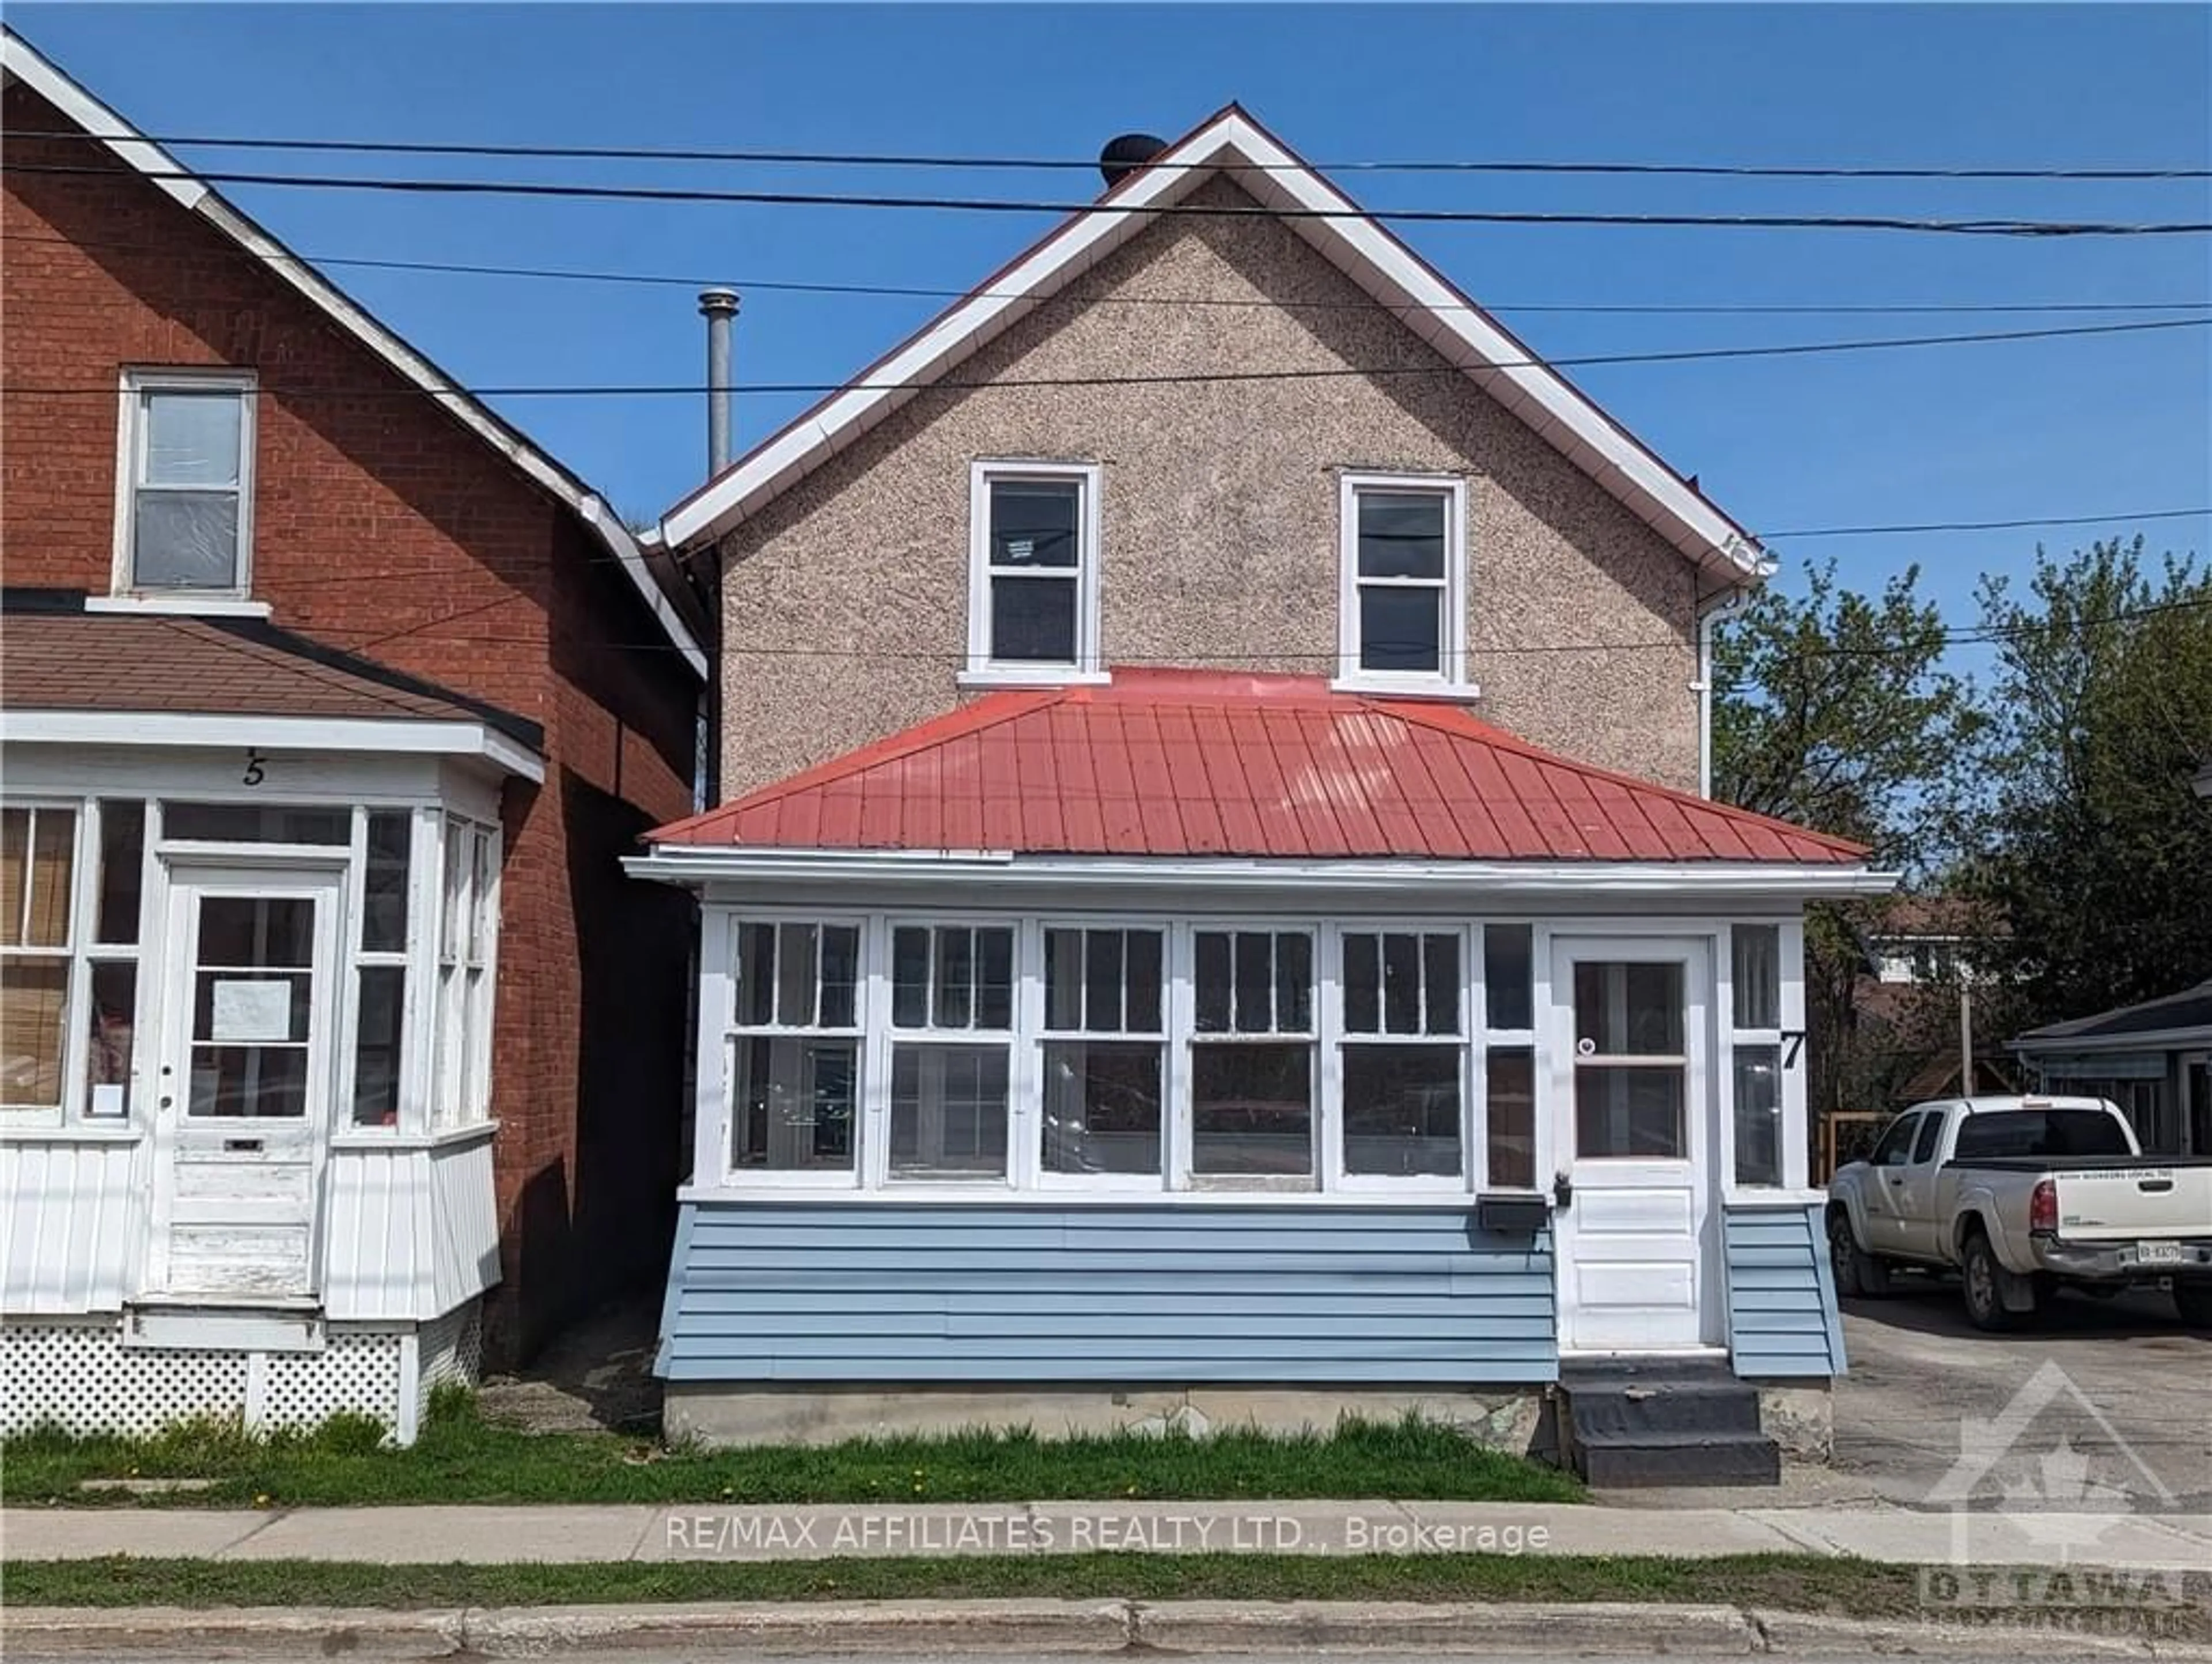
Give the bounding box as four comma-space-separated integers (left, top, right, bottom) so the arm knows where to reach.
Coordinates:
3, 710, 546, 783
624, 848, 1897, 899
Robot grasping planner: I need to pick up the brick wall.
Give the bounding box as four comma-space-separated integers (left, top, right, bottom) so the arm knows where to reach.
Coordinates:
2, 82, 700, 1362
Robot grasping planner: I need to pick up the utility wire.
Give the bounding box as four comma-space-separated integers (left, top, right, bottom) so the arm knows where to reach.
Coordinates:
8, 161, 2207, 236
9, 229, 2206, 319
1767, 507, 2212, 539
12, 128, 2209, 180
346, 592, 2212, 661
10, 316, 2206, 403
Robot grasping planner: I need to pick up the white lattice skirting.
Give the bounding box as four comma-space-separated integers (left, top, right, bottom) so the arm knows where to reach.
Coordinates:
1, 1300, 485, 1443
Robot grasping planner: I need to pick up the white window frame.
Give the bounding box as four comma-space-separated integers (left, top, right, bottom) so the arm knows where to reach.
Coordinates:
1720, 918, 1810, 1196
1033, 920, 1171, 1193
880, 918, 1021, 1187
1178, 921, 1321, 1193
1474, 920, 1542, 1193
963, 460, 1106, 686
1328, 923, 1475, 1194
110, 368, 259, 602
725, 915, 869, 1188
1335, 471, 1473, 696
430, 815, 499, 1131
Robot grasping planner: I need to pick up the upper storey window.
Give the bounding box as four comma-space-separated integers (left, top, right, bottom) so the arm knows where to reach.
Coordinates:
965, 462, 1102, 682
1337, 474, 1469, 691
115, 370, 257, 597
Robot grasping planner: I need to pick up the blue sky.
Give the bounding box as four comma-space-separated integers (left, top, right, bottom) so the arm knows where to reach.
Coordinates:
17, 3, 2211, 649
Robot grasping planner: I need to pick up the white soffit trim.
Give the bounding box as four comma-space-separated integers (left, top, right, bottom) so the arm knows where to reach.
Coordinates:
661, 109, 1768, 584
0, 29, 706, 681
2, 710, 546, 783
624, 849, 1896, 899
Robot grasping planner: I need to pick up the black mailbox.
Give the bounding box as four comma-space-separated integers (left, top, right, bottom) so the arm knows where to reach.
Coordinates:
1475, 1192, 1550, 1235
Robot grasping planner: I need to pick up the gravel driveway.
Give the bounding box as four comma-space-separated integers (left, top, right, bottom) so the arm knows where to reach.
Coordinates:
1835, 1277, 2212, 1510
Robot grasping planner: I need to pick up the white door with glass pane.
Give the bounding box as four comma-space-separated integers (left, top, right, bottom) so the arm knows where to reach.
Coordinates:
148, 863, 342, 1299
1550, 937, 1713, 1352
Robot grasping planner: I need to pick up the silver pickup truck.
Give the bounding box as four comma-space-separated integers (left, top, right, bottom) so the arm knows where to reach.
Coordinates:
1827, 1095, 2212, 1331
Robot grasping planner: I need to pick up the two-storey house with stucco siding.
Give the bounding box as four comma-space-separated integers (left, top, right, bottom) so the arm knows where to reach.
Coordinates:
629, 108, 1893, 1481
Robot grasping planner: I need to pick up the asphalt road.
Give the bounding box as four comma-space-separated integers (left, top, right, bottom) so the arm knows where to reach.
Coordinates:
0, 1656, 2118, 1664
1834, 1275, 2212, 1510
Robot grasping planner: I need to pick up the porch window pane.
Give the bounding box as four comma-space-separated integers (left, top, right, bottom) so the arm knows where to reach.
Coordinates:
1486, 1046, 1536, 1188
86, 959, 136, 1116
1574, 1064, 1685, 1158
976, 928, 1014, 1030
1, 957, 69, 1108
1484, 924, 1532, 1031
96, 801, 146, 946
817, 926, 860, 1029
1194, 932, 1232, 1033
1733, 1045, 1782, 1186
734, 1037, 857, 1170
891, 927, 930, 1027
1343, 1043, 1460, 1176
1083, 930, 1123, 1032
353, 965, 404, 1127
1273, 932, 1312, 1032
1233, 932, 1272, 1031
1733, 926, 1781, 1031
161, 803, 350, 845
361, 812, 411, 954
198, 897, 313, 969
1045, 929, 1084, 1031
1191, 1043, 1312, 1176
889, 1042, 1009, 1179
1041, 1040, 1161, 1175
775, 923, 819, 1028
1126, 930, 1163, 1033
737, 923, 778, 1026
1422, 932, 1460, 1035
1343, 933, 1381, 1033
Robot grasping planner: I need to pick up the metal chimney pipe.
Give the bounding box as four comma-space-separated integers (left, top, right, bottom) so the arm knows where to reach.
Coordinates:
698, 286, 740, 476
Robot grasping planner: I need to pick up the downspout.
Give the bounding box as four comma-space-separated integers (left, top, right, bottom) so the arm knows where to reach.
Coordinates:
1693, 542, 1776, 800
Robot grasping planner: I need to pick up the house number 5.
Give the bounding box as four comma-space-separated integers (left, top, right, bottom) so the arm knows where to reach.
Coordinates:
241, 749, 267, 787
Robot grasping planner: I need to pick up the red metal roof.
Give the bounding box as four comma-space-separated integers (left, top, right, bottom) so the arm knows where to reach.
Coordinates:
654, 670, 1866, 864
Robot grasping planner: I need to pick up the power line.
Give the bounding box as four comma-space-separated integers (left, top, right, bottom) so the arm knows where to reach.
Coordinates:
1767, 507, 2212, 539
350, 592, 2212, 661
9, 161, 2208, 236
12, 128, 2209, 181
12, 229, 2206, 319
10, 316, 2206, 404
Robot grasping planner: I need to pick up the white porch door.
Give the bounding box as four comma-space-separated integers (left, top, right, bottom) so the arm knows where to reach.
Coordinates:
147, 862, 344, 1300
1550, 936, 1714, 1353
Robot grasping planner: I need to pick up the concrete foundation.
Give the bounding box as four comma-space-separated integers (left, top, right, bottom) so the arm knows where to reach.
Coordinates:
1752, 1381, 1836, 1463
664, 1383, 1551, 1454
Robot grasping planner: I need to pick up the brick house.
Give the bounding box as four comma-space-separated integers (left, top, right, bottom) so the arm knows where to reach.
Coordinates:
0, 29, 706, 1439
632, 110, 1893, 1477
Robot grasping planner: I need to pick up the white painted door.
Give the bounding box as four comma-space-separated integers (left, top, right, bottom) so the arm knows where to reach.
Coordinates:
1551, 937, 1714, 1353
148, 863, 343, 1300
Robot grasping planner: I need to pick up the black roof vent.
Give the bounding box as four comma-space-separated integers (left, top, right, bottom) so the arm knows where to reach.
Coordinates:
1100, 133, 1170, 190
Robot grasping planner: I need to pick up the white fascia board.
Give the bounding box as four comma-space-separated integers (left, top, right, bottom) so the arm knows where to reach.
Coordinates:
1, 31, 703, 680
624, 848, 1896, 900
658, 109, 1767, 584
2, 710, 545, 783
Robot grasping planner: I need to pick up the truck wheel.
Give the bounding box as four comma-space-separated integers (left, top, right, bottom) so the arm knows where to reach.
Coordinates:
2175, 1283, 2212, 1331
1961, 1231, 2018, 1332
1828, 1209, 1891, 1298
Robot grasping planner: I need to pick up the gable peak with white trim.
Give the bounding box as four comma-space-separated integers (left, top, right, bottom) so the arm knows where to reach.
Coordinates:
660, 103, 1772, 587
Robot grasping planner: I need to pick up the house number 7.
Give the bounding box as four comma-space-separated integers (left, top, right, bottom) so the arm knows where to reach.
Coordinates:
1781, 1029, 1806, 1069
241, 749, 267, 787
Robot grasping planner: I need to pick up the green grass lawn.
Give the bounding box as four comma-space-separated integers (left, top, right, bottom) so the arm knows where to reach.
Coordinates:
2, 1394, 1582, 1510
0, 1552, 1954, 1614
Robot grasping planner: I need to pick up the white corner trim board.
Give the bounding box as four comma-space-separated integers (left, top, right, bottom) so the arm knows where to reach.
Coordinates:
2, 710, 546, 784
0, 31, 706, 681
660, 108, 1770, 587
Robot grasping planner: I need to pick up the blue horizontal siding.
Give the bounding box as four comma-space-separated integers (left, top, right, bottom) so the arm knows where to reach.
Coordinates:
1722, 1202, 1846, 1379
658, 1202, 1557, 1386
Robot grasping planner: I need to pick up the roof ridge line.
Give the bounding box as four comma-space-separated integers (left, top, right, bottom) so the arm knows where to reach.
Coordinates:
1369, 693, 1869, 857
657, 685, 1070, 841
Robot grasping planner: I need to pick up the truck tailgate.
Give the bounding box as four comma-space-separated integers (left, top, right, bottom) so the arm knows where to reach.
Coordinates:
2054, 1166, 2212, 1242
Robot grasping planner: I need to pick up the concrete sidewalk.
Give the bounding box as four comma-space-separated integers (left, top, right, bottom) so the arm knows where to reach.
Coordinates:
8, 1499, 2212, 1570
